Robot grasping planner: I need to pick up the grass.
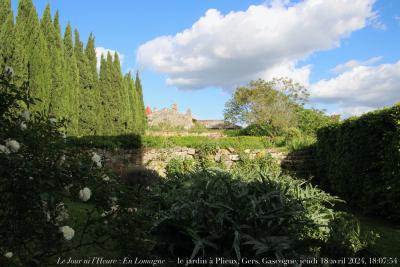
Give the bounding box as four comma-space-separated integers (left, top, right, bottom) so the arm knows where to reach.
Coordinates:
358, 215, 400, 259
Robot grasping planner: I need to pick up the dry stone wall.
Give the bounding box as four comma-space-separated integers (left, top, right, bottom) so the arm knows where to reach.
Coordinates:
95, 147, 287, 177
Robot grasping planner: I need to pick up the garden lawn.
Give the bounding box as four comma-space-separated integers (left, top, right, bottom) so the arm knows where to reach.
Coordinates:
358, 215, 400, 260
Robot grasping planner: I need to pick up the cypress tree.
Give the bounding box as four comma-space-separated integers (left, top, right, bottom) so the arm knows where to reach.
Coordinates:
112, 52, 127, 133
2, 0, 146, 136
85, 33, 103, 135
0, 0, 11, 27
85, 33, 97, 80
41, 4, 64, 117
63, 22, 80, 135
99, 54, 115, 135
45, 9, 70, 123
75, 28, 97, 135
15, 0, 52, 112
0, 10, 14, 70
135, 71, 146, 133
124, 72, 137, 133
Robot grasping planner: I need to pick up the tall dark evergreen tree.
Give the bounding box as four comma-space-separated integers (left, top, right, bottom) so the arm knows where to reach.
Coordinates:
41, 5, 65, 117
85, 33, 103, 135
75, 28, 98, 135
15, 0, 52, 112
124, 72, 137, 133
99, 54, 115, 135
63, 22, 80, 135
2, 0, 147, 136
111, 52, 128, 133
135, 71, 146, 133
0, 6, 14, 70
0, 0, 11, 27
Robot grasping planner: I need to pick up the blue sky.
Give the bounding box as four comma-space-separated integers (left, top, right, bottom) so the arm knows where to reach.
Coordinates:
13, 0, 400, 119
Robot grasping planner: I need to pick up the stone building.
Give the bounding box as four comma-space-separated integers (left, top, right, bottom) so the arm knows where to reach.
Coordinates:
146, 103, 194, 129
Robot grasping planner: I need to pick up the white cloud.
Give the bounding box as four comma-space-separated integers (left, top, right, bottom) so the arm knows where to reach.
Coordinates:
137, 0, 375, 90
331, 56, 382, 74
311, 60, 400, 117
95, 47, 125, 70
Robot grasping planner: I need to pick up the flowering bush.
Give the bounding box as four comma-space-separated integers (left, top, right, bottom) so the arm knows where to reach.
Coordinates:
0, 68, 151, 266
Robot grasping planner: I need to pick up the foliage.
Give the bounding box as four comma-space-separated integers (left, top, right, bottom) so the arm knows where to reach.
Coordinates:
154, 156, 375, 262
316, 103, 400, 221
239, 123, 281, 137
321, 212, 377, 258
357, 214, 400, 258
224, 78, 309, 131
67, 135, 142, 149
165, 157, 196, 179
0, 0, 145, 136
295, 106, 340, 136
0, 70, 151, 266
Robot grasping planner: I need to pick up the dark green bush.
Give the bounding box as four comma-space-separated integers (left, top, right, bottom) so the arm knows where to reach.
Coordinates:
316, 104, 400, 221
68, 134, 142, 149
153, 157, 374, 262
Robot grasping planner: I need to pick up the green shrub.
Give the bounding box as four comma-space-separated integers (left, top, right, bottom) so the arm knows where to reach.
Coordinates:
316, 104, 400, 221
165, 157, 196, 178
152, 156, 374, 261
283, 127, 302, 141
239, 123, 280, 137
321, 212, 378, 258
295, 107, 340, 136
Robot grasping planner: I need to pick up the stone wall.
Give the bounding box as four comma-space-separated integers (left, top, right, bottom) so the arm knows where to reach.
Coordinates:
96, 147, 287, 177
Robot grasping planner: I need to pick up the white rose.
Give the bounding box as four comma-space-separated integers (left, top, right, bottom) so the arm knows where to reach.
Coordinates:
59, 226, 74, 241
78, 187, 91, 202
20, 122, 27, 131
4, 251, 13, 258
0, 144, 10, 154
21, 110, 30, 121
102, 174, 110, 181
5, 139, 20, 153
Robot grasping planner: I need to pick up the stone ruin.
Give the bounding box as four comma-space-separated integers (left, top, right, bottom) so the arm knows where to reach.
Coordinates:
146, 103, 194, 130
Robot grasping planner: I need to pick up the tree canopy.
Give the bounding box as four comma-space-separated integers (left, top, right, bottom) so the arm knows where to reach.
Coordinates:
224, 78, 309, 130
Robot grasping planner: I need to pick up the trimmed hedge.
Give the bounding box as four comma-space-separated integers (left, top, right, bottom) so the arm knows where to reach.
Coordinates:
316, 104, 400, 221
67, 134, 142, 149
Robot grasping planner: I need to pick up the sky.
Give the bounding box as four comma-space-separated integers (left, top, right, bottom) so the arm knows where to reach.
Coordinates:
12, 0, 400, 119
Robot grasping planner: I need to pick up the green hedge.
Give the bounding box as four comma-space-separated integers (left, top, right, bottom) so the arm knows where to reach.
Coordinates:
67, 134, 142, 149
316, 104, 400, 221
